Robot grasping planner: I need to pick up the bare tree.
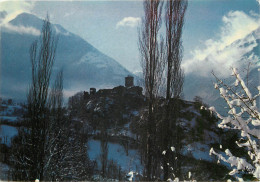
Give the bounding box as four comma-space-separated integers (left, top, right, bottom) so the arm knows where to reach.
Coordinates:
10, 15, 92, 180
162, 0, 188, 180
44, 70, 65, 180
138, 0, 164, 179
10, 15, 57, 180
165, 0, 187, 100
15, 15, 58, 180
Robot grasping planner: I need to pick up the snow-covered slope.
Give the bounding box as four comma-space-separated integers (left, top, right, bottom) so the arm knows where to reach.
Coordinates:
0, 125, 18, 146
88, 139, 141, 172
68, 86, 235, 180
0, 101, 24, 146
1, 13, 134, 100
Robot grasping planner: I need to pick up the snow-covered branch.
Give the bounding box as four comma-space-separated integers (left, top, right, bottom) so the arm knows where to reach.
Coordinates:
210, 67, 260, 180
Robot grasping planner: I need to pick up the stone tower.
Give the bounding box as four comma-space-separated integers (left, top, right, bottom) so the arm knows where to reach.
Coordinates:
90, 88, 96, 95
125, 75, 134, 88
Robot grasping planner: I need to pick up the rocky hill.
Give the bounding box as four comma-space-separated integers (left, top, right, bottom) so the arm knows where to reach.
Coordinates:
68, 84, 242, 180
0, 83, 244, 180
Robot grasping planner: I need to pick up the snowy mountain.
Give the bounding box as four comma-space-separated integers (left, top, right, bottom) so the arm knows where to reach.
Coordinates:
1, 13, 134, 100
183, 27, 260, 111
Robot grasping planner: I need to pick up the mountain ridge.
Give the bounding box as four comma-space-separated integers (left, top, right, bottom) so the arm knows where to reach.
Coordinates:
1, 13, 135, 101
183, 27, 260, 110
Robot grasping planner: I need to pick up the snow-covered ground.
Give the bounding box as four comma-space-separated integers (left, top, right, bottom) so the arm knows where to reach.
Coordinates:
122, 122, 135, 138
0, 104, 22, 116
88, 139, 143, 173
0, 125, 18, 146
0, 102, 21, 145
0, 116, 18, 122
182, 141, 229, 169
182, 142, 214, 162
0, 103, 23, 123
0, 162, 10, 180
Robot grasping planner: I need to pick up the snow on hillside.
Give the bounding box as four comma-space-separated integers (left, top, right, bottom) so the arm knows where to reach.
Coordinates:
78, 51, 131, 77
0, 104, 22, 116
0, 103, 23, 123
0, 125, 18, 146
88, 139, 142, 173
182, 142, 213, 162
0, 116, 18, 122
0, 101, 24, 145
0, 162, 10, 180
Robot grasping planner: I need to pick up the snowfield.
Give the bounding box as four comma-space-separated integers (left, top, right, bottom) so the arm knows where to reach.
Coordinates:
0, 125, 18, 146
88, 139, 143, 173
182, 142, 213, 162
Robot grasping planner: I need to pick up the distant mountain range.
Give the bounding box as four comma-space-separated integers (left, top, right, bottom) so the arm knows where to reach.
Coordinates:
183, 28, 260, 112
1, 13, 134, 101
1, 13, 259, 109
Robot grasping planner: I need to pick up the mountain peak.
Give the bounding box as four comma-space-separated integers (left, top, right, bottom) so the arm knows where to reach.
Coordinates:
9, 13, 71, 37
9, 13, 43, 29
1, 12, 134, 100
